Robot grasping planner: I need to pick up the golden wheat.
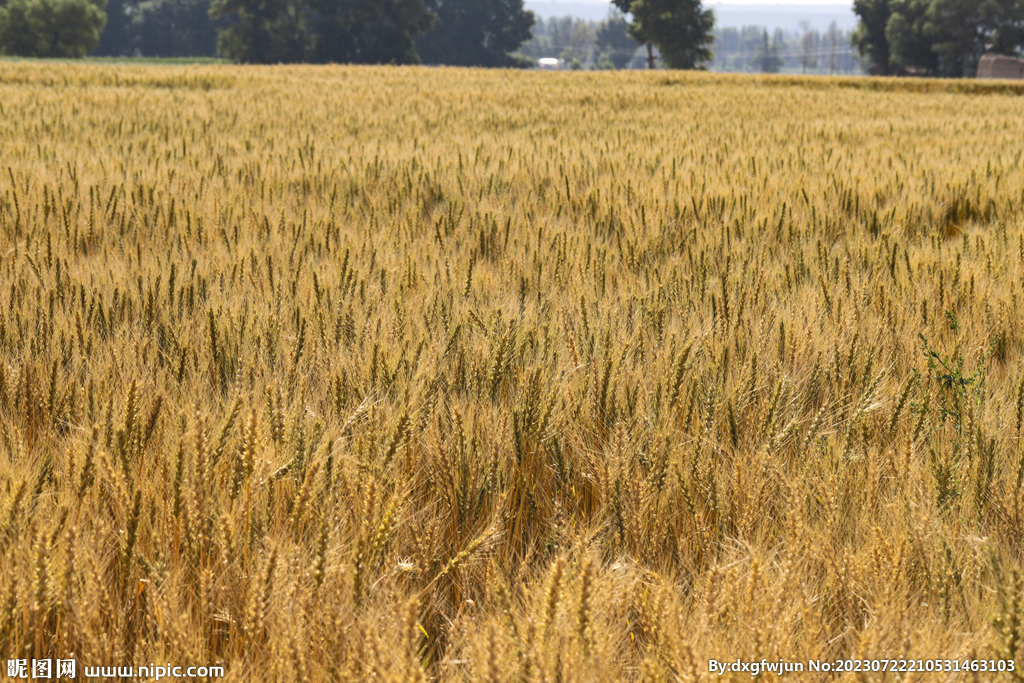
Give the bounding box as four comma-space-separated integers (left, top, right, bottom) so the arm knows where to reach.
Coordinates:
1, 62, 1024, 681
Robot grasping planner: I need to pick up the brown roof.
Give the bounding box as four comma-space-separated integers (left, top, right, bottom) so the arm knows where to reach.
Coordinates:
977, 54, 1024, 79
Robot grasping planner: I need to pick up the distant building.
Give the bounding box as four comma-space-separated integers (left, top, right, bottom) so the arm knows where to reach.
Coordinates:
977, 54, 1024, 79
537, 58, 565, 70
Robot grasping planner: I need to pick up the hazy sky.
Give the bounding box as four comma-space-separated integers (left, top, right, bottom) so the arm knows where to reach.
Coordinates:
543, 0, 854, 7
525, 0, 858, 27
706, 1, 852, 5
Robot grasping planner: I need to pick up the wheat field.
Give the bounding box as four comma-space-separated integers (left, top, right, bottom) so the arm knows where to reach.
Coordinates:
2, 63, 1024, 681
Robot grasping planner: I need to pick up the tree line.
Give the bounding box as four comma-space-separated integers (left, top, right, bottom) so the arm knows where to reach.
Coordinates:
0, 0, 717, 67
853, 0, 1024, 76
518, 17, 863, 74
5, 0, 1019, 74
0, 0, 536, 62
712, 24, 862, 75
518, 13, 641, 70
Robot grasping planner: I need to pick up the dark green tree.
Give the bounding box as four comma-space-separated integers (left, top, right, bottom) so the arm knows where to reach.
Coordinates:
884, 0, 1024, 77
305, 0, 435, 63
594, 9, 637, 69
615, 0, 712, 69
414, 0, 533, 66
92, 0, 131, 54
983, 0, 1024, 54
852, 0, 892, 74
209, 0, 307, 62
884, 0, 939, 74
928, 0, 1024, 75
304, 0, 363, 62
928, 0, 991, 76
861, 0, 1024, 77
132, 0, 221, 56
0, 0, 106, 56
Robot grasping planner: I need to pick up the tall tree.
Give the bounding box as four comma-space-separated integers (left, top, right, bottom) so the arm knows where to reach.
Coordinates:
798, 22, 818, 72
304, 0, 362, 63
616, 0, 713, 69
414, 0, 532, 66
852, 0, 892, 74
929, 0, 991, 76
928, 0, 1024, 76
751, 27, 782, 72
0, 0, 106, 56
306, 0, 434, 64
132, 0, 221, 56
984, 0, 1024, 54
594, 9, 637, 69
885, 0, 939, 74
713, 25, 738, 70
560, 16, 593, 66
884, 0, 1024, 77
826, 19, 839, 72
92, 0, 131, 54
859, 0, 1024, 77
209, 0, 307, 62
